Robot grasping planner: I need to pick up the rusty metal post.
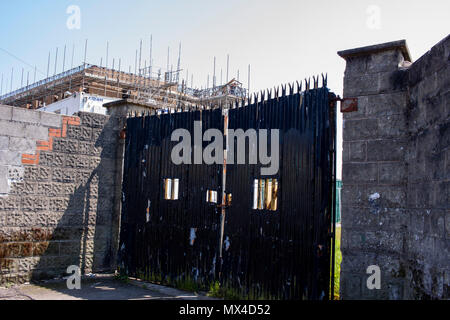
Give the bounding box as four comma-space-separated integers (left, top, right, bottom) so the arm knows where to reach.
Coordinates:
218, 108, 229, 258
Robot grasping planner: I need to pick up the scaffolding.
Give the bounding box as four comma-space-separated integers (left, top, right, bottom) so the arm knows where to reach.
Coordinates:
0, 64, 247, 111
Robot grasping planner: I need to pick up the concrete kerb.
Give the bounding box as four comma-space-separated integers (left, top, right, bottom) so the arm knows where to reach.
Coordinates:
126, 276, 219, 300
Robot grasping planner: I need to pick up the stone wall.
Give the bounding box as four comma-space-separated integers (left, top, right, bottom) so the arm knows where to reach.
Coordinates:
339, 35, 449, 299
404, 36, 449, 299
0, 106, 119, 285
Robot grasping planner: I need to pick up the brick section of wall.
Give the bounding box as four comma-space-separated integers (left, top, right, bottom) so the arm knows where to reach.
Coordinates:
339, 36, 449, 299
21, 116, 80, 165
0, 108, 119, 286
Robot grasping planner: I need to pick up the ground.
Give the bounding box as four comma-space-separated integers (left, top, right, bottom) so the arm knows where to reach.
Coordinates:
0, 274, 215, 300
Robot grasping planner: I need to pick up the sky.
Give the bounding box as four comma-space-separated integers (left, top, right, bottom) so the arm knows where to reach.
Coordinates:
0, 0, 449, 177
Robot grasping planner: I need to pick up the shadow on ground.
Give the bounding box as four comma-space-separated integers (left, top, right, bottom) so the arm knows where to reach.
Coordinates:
0, 275, 213, 300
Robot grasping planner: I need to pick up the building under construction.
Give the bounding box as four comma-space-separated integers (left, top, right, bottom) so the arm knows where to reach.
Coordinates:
0, 63, 248, 115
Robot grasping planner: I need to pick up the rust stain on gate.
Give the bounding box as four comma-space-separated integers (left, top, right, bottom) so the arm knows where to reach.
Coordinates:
118, 77, 337, 300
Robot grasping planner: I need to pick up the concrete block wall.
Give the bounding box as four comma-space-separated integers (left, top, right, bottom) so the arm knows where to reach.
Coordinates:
339, 35, 449, 299
0, 106, 120, 285
404, 35, 449, 299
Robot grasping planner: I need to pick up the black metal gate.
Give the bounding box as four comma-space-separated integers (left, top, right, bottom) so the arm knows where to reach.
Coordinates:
118, 79, 337, 300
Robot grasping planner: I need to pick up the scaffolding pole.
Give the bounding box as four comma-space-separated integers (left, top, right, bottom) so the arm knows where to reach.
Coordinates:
82, 39, 88, 91
248, 64, 251, 100
213, 56, 216, 88
10, 68, 13, 92
54, 47, 58, 76
226, 54, 229, 82
149, 35, 153, 79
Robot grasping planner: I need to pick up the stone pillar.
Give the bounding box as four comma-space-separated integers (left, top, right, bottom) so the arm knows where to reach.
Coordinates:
104, 99, 158, 271
338, 40, 412, 299
110, 124, 125, 272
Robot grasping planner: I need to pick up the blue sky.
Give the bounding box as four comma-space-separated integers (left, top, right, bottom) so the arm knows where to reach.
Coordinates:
0, 0, 449, 178
1, 0, 448, 94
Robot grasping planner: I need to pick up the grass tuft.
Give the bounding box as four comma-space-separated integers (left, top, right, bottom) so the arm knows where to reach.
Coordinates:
333, 225, 342, 300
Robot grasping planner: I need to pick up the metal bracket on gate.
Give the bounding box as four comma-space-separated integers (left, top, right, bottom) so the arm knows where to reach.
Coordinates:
217, 193, 232, 209
329, 95, 358, 113
119, 128, 127, 140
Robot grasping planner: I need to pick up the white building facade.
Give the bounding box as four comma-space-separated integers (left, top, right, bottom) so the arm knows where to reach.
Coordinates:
39, 92, 120, 116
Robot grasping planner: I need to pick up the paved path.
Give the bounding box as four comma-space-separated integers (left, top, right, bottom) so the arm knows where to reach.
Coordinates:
0, 274, 215, 300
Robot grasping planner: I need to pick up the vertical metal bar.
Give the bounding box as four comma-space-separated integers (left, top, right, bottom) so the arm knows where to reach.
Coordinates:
166, 46, 170, 74
134, 49, 138, 99
329, 93, 337, 300
69, 44, 74, 91
10, 67, 13, 92
71, 44, 75, 69
104, 41, 109, 96
61, 45, 66, 98
106, 41, 109, 69
149, 34, 153, 79
213, 56, 216, 88
82, 39, 88, 90
54, 47, 58, 76
218, 109, 228, 258
46, 52, 50, 78
117, 58, 121, 98
138, 40, 142, 99
135, 49, 138, 75
62, 44, 66, 72
139, 40, 142, 74
144, 60, 147, 87
247, 64, 251, 100
226, 54, 229, 83
177, 42, 181, 83
83, 40, 88, 66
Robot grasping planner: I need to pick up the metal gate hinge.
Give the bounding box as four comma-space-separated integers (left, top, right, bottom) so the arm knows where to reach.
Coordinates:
330, 95, 358, 113
119, 128, 127, 140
